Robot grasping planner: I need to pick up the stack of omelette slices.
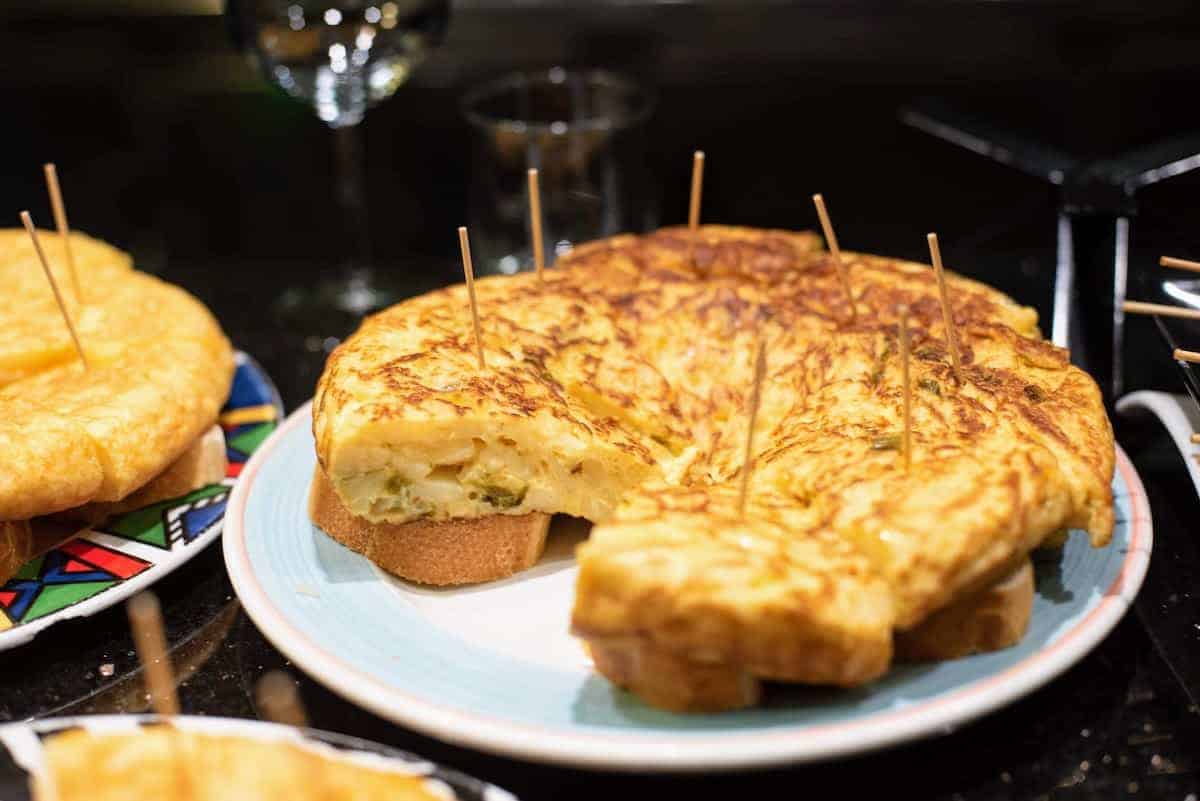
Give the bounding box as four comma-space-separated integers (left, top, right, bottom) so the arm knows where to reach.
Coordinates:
0, 230, 234, 585
312, 224, 1114, 712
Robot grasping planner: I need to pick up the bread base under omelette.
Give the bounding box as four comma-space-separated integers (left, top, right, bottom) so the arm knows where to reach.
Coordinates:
0, 426, 228, 586
894, 557, 1034, 662
307, 468, 550, 586
587, 557, 1035, 713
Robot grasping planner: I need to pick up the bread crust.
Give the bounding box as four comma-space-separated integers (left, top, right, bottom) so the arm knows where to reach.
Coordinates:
0, 426, 229, 586
895, 557, 1034, 662
587, 557, 1036, 712
308, 468, 550, 586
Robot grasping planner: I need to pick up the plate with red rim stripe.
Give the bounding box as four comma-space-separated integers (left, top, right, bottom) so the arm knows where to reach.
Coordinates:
0, 351, 282, 651
225, 402, 1152, 772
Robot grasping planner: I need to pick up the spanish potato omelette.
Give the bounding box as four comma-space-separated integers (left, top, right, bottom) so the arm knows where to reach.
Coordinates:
0, 229, 234, 522
312, 224, 1114, 712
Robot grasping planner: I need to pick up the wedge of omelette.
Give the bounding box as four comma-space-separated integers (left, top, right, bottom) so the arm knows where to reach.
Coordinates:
313, 224, 1114, 711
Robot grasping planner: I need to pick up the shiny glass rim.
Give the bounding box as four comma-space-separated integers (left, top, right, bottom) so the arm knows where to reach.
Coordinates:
460, 67, 655, 135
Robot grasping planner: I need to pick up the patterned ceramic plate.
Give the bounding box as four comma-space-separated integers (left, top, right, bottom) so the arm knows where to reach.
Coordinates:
225, 403, 1152, 772
0, 352, 282, 651
0, 715, 516, 801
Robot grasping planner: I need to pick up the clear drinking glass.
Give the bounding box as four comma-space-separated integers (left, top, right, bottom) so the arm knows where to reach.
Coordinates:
461, 68, 656, 275
227, 0, 450, 325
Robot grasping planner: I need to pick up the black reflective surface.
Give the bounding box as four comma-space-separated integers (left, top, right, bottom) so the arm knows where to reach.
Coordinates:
1, 4, 1200, 798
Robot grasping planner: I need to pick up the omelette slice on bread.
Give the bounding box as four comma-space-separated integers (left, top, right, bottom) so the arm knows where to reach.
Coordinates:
0, 229, 234, 586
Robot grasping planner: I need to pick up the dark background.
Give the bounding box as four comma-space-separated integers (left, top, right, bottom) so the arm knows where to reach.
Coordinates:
2, 2, 1200, 799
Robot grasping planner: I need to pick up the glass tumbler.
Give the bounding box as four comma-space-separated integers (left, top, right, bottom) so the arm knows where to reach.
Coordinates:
461, 68, 656, 275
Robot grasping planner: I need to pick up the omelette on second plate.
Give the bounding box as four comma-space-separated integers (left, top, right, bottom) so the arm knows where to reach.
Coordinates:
0, 229, 234, 584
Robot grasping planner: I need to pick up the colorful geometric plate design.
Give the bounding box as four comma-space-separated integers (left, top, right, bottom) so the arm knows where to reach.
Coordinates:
0, 352, 282, 651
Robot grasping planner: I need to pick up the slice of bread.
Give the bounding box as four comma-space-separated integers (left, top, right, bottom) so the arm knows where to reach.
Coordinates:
64, 425, 228, 525
307, 468, 550, 586
0, 426, 228, 586
894, 557, 1034, 662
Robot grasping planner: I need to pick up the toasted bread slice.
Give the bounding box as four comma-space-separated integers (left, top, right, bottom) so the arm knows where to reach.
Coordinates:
308, 467, 550, 586
894, 557, 1034, 662
586, 634, 764, 713
64, 425, 228, 525
0, 426, 227, 586
586, 557, 1035, 711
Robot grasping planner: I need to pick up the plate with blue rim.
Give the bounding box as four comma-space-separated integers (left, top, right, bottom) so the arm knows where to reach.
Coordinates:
225, 402, 1151, 772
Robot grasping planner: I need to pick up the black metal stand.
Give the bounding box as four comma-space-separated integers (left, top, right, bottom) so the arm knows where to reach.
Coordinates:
901, 101, 1200, 401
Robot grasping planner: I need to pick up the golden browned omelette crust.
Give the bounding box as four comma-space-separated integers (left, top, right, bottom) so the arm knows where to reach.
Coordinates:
37, 728, 447, 801
313, 223, 1114, 710
0, 230, 234, 521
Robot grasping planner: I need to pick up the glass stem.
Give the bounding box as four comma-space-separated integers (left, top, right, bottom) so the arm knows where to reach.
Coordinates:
333, 123, 371, 276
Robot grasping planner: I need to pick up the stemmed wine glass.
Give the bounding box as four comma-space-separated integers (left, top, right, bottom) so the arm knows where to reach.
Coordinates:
227, 0, 450, 325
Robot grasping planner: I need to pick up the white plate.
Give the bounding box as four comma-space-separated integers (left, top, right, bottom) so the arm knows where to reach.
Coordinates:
225, 402, 1152, 772
0, 715, 515, 801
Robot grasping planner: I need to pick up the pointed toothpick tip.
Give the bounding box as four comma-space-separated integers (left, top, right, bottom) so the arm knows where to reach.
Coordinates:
457, 226, 486, 369
21, 211, 88, 370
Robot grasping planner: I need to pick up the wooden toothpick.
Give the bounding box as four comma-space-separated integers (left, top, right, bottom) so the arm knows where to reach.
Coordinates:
811, 193, 857, 320
926, 233, 962, 382
899, 305, 913, 472
688, 150, 705, 232
1174, 348, 1200, 364
127, 591, 195, 798
457, 226, 486, 369
1160, 256, 1200, 273
20, 212, 88, 371
1123, 300, 1200, 322
737, 339, 768, 519
43, 163, 81, 304
256, 671, 309, 728
527, 168, 545, 281
127, 591, 180, 716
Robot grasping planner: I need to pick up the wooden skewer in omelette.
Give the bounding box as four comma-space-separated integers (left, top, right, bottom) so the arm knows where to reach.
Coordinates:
20, 212, 87, 371
311, 223, 1114, 712
811, 193, 857, 320
527, 168, 545, 281
43, 164, 81, 304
